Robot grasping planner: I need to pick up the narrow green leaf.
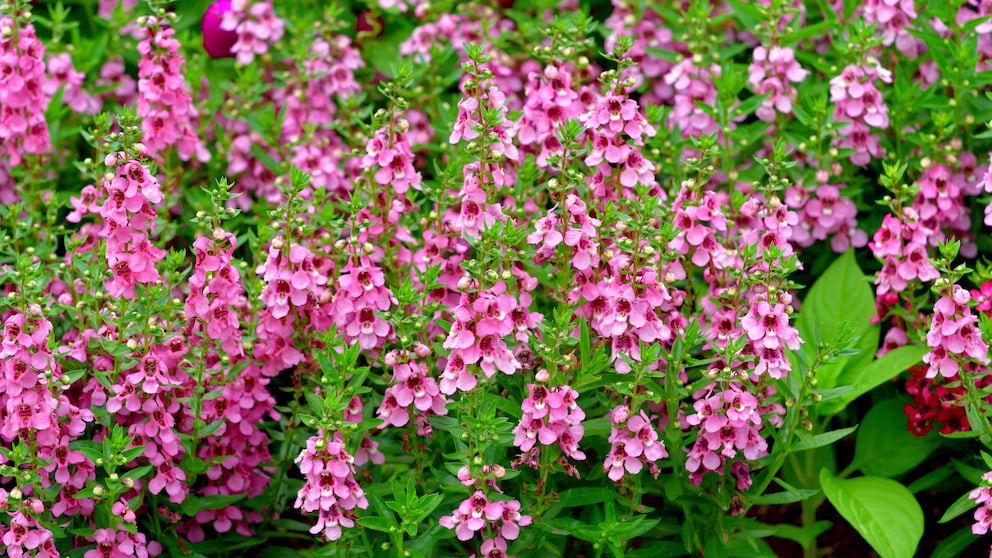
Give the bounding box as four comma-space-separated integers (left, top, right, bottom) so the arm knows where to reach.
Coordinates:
931, 525, 980, 558
821, 345, 927, 415
938, 490, 979, 524
792, 425, 858, 451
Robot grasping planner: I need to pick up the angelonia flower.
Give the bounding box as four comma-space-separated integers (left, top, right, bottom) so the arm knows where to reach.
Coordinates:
869, 208, 940, 297
84, 526, 160, 558
1, 507, 60, 558
829, 59, 892, 165
582, 80, 658, 197
604, 2, 682, 103
449, 68, 519, 237
254, 237, 328, 374
97, 56, 137, 107
376, 344, 449, 434
137, 17, 210, 162
99, 154, 166, 299
527, 193, 601, 270
514, 63, 584, 168
747, 46, 808, 122
512, 384, 586, 463
862, 0, 920, 57
294, 430, 369, 541
439, 490, 532, 543
665, 57, 720, 140
603, 405, 668, 481
685, 385, 770, 481
185, 229, 246, 356
0, 14, 52, 167
361, 116, 423, 195
912, 163, 974, 257
785, 182, 868, 253
44, 53, 100, 114
220, 0, 285, 65
969, 471, 992, 536
331, 256, 396, 351
281, 34, 364, 196
440, 280, 524, 394
922, 285, 990, 379
739, 292, 803, 380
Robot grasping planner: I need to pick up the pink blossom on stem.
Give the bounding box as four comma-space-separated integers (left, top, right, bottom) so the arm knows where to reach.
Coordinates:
294, 430, 368, 541
0, 15, 52, 166
137, 19, 209, 162
220, 0, 285, 65
923, 285, 990, 379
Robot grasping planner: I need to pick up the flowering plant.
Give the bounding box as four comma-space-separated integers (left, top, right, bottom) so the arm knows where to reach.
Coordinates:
5, 0, 992, 557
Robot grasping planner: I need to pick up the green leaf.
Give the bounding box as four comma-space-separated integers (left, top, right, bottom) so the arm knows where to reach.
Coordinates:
556, 487, 614, 508
820, 470, 924, 558
931, 525, 980, 558
792, 425, 858, 452
772, 521, 832, 548
797, 250, 879, 390
750, 487, 819, 505
196, 493, 246, 511
851, 398, 940, 477
357, 517, 395, 532
821, 345, 927, 415
938, 490, 979, 524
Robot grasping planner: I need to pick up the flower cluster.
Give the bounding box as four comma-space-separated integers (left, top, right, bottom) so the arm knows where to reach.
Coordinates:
44, 53, 100, 114
747, 46, 809, 122
99, 156, 166, 299
0, 15, 51, 167
685, 385, 770, 482
362, 117, 422, 195
331, 256, 395, 351
971, 471, 992, 536
439, 491, 532, 543
603, 405, 668, 481
922, 285, 989, 379
220, 0, 285, 65
829, 60, 892, 165
513, 384, 586, 462
294, 431, 369, 541
136, 18, 209, 161
377, 344, 448, 433
740, 292, 803, 379
440, 281, 526, 393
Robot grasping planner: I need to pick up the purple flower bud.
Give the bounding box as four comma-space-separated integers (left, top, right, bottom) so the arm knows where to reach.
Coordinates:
202, 1, 237, 59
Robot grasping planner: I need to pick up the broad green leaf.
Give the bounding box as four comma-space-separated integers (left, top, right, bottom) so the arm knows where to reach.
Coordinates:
820, 470, 924, 558
797, 250, 878, 390
821, 345, 927, 415
851, 398, 940, 477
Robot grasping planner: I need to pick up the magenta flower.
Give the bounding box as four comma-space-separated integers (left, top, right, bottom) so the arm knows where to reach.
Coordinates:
202, 1, 238, 58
